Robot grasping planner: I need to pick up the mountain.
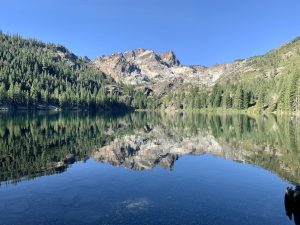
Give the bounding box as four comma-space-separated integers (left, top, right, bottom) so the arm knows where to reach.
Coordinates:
92, 48, 245, 86
1, 31, 300, 113
93, 37, 300, 87
0, 32, 134, 110
91, 37, 300, 114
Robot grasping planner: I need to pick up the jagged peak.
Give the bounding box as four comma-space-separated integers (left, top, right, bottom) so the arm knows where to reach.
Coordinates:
95, 49, 181, 67
159, 51, 180, 66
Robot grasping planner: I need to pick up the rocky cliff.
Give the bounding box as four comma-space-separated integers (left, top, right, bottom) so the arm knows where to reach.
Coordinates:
93, 48, 246, 86
92, 37, 300, 106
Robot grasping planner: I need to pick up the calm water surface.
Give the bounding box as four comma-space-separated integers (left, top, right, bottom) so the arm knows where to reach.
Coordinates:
0, 112, 299, 225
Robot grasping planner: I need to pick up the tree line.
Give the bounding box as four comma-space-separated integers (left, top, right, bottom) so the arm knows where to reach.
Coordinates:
158, 70, 300, 114
1, 31, 300, 114
0, 32, 132, 110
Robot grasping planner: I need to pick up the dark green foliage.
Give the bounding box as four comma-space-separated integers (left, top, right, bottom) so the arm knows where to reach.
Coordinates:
209, 84, 222, 108
2, 31, 300, 114
0, 32, 128, 110
232, 86, 244, 109
222, 91, 232, 109
160, 71, 300, 114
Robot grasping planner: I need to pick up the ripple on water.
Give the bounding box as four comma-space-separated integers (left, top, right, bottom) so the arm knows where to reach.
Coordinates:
113, 197, 152, 214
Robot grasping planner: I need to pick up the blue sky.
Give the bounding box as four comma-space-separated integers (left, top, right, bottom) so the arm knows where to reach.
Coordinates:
1, 0, 300, 66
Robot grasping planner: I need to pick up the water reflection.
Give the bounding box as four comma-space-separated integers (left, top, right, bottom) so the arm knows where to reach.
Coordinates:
1, 111, 300, 224
0, 112, 300, 186
285, 186, 300, 225
0, 111, 128, 184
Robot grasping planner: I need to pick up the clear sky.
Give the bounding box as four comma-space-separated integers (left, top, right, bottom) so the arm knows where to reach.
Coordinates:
1, 0, 300, 66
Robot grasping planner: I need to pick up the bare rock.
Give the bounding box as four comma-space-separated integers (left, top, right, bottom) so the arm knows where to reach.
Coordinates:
92, 49, 246, 88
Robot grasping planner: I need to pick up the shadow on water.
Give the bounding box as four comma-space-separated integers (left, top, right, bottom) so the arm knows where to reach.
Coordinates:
285, 186, 300, 225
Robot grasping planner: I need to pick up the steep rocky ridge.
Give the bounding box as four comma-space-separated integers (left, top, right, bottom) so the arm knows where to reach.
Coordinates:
92, 38, 300, 100
93, 48, 246, 87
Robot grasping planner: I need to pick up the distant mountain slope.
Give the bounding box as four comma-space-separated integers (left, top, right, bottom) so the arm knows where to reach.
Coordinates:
92, 48, 246, 86
91, 37, 300, 114
202, 37, 300, 114
1, 31, 300, 113
93, 37, 300, 86
92, 37, 299, 113
0, 32, 132, 110
217, 36, 300, 83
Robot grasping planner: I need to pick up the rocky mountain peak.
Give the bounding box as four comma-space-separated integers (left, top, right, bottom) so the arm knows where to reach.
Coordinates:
92, 48, 246, 87
158, 51, 180, 67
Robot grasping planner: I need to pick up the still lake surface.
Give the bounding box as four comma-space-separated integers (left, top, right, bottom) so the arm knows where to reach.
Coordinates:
0, 112, 299, 225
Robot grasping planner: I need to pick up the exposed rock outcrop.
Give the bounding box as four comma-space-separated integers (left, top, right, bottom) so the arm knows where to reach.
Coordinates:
93, 48, 247, 86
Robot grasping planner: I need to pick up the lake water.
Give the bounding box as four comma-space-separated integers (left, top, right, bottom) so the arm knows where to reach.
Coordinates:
0, 112, 299, 225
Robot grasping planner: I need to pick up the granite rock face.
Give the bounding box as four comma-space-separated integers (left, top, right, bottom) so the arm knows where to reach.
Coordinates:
93, 48, 246, 86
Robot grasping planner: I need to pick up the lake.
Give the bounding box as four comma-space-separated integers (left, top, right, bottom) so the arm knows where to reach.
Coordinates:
0, 112, 299, 225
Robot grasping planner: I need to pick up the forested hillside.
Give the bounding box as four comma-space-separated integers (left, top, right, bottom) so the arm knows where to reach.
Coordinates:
1, 31, 300, 114
0, 32, 135, 110
156, 37, 300, 114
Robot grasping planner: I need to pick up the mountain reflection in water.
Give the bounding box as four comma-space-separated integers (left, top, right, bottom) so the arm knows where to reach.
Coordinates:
0, 111, 300, 186
1, 111, 300, 225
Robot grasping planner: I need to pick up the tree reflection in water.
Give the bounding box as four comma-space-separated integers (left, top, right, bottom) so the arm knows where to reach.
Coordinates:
285, 186, 300, 225
1, 111, 300, 225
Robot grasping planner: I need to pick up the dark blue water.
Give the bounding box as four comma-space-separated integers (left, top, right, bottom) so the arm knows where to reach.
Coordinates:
0, 155, 292, 225
0, 112, 298, 225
